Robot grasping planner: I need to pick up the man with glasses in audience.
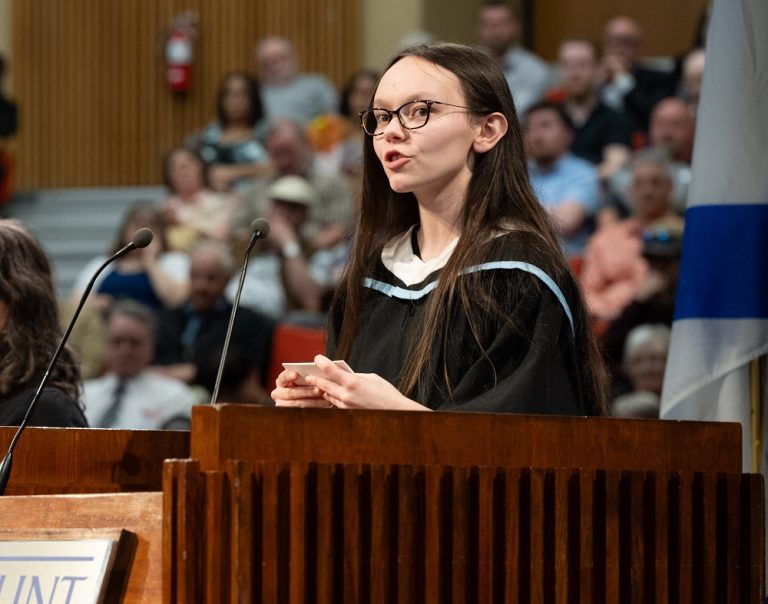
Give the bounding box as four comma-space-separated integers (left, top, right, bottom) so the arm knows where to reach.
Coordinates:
83, 300, 199, 429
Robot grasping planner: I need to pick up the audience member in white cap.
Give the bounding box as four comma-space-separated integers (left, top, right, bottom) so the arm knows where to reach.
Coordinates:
227, 175, 324, 323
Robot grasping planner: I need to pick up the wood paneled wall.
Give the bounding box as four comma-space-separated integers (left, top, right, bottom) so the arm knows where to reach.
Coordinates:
11, 0, 361, 188
531, 0, 709, 61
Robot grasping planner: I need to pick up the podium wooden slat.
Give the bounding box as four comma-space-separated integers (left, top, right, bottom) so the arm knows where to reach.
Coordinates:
579, 470, 595, 603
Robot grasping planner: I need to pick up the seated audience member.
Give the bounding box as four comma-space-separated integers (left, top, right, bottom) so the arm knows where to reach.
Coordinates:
0, 56, 16, 141
232, 119, 354, 251
608, 97, 695, 215
599, 16, 678, 135
610, 323, 670, 417
648, 98, 695, 166
580, 150, 684, 321
83, 300, 198, 430
524, 101, 599, 256
186, 71, 270, 191
680, 48, 705, 115
160, 147, 238, 251
600, 228, 681, 391
59, 302, 106, 380
255, 37, 338, 125
611, 390, 660, 419
69, 202, 189, 313
83, 301, 199, 429
152, 241, 274, 404
310, 69, 378, 188
555, 39, 632, 181
228, 175, 324, 321
195, 345, 273, 404
476, 0, 552, 115
0, 220, 87, 427
0, 55, 17, 203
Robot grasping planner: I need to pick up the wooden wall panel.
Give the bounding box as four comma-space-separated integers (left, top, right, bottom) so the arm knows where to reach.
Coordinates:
531, 0, 709, 61
11, 0, 361, 188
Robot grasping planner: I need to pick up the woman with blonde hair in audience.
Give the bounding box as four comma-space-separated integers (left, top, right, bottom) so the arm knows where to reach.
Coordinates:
0, 220, 87, 426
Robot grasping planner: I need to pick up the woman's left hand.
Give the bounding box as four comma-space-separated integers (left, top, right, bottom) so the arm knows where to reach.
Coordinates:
305, 355, 431, 411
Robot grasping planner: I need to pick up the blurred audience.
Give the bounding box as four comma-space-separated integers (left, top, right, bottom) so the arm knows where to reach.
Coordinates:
228, 175, 324, 321
0, 220, 87, 427
477, 0, 553, 115
609, 323, 671, 417
608, 97, 695, 214
599, 16, 678, 135
232, 118, 354, 251
0, 56, 16, 141
160, 147, 238, 251
611, 390, 661, 419
649, 97, 695, 166
553, 39, 633, 182
255, 37, 338, 125
69, 202, 189, 313
186, 71, 270, 191
152, 241, 274, 404
600, 227, 681, 394
83, 301, 199, 429
581, 149, 684, 321
680, 48, 705, 115
59, 302, 105, 380
0, 55, 17, 204
525, 101, 599, 256
195, 344, 274, 404
650, 97, 696, 166
311, 69, 378, 189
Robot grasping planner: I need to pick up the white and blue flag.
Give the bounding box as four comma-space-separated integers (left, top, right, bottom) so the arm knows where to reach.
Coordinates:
659, 0, 768, 472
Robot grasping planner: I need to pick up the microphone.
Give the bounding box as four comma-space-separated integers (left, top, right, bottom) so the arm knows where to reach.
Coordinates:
0, 228, 154, 495
209, 218, 270, 404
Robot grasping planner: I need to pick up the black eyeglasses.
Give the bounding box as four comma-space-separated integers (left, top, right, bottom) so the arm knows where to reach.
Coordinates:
359, 100, 473, 136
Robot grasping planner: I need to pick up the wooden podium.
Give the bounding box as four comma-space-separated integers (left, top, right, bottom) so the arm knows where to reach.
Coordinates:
163, 406, 765, 603
0, 427, 189, 601
0, 412, 763, 602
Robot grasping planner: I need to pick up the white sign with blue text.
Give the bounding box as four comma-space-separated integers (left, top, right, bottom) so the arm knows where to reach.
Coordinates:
0, 539, 115, 604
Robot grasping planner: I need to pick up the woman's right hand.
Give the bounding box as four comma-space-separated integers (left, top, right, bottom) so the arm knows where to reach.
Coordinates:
271, 369, 334, 408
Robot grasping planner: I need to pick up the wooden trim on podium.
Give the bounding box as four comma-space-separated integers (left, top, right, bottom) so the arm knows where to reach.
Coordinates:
190, 404, 742, 473
0, 426, 189, 495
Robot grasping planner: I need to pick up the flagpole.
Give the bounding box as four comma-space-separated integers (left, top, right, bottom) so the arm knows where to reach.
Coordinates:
749, 355, 765, 473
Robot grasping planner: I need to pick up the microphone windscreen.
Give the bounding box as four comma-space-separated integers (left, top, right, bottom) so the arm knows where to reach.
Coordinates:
251, 218, 270, 238
132, 228, 154, 248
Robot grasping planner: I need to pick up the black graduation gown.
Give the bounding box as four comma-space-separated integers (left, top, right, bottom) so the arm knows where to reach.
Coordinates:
330, 231, 589, 415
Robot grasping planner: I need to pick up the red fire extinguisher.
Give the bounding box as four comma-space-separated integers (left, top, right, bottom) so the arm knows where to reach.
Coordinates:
165, 11, 197, 93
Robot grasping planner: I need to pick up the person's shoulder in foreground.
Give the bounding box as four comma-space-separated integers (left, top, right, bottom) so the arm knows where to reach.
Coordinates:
0, 386, 88, 428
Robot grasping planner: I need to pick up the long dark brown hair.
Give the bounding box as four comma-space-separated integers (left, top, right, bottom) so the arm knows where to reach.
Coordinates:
331, 42, 607, 414
216, 71, 264, 128
0, 220, 80, 400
